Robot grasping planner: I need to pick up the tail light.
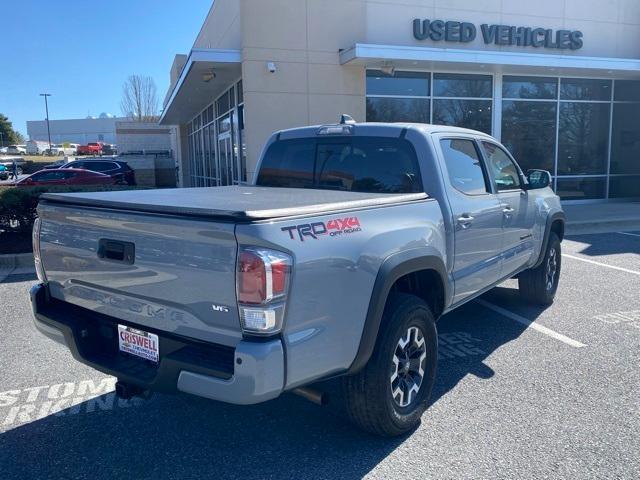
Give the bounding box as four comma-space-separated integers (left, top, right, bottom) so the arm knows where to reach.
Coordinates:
32, 217, 47, 282
237, 247, 292, 335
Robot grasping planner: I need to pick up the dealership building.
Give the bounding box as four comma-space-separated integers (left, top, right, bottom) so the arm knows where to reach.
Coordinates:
160, 0, 640, 201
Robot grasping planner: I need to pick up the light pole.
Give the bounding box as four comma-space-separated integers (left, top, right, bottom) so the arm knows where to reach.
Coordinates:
0, 131, 4, 148
40, 93, 53, 152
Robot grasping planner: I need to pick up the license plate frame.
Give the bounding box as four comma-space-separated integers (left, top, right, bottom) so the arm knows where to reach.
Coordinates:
117, 324, 159, 363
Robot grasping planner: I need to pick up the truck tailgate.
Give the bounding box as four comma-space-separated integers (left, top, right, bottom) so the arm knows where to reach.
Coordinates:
37, 203, 241, 347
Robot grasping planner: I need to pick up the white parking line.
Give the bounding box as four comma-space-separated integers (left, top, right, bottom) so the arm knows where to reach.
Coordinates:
562, 254, 640, 276
475, 299, 587, 348
617, 231, 640, 238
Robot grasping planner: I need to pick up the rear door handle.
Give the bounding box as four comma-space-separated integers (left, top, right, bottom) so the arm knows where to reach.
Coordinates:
457, 214, 474, 229
503, 206, 515, 216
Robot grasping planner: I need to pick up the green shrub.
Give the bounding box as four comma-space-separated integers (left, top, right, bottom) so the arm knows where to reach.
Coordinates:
0, 185, 148, 234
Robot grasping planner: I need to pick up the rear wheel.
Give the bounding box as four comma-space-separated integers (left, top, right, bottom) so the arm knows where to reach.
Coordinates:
518, 232, 561, 305
342, 293, 438, 437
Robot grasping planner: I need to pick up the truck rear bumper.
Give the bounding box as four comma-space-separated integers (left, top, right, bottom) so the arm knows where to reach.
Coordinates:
30, 283, 284, 405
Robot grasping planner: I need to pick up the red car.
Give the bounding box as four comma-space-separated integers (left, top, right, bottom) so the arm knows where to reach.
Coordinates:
76, 142, 103, 155
16, 168, 116, 187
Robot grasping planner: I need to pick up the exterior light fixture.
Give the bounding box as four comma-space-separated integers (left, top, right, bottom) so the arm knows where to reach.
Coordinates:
380, 63, 395, 76
267, 62, 277, 73
202, 70, 216, 82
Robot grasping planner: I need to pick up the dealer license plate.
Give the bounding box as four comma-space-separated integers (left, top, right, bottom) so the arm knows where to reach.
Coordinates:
118, 325, 159, 363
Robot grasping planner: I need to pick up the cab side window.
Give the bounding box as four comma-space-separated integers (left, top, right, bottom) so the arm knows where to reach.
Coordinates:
482, 141, 522, 191
439, 138, 489, 195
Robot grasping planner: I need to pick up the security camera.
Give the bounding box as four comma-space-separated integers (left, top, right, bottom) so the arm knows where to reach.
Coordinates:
266, 62, 277, 73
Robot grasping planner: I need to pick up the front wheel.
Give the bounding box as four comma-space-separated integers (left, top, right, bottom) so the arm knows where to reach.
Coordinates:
518, 232, 561, 305
342, 293, 438, 437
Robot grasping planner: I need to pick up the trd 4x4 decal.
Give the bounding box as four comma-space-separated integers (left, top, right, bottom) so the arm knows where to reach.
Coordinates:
281, 216, 362, 241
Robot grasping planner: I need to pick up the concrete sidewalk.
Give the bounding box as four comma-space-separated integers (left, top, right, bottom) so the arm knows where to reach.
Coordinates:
0, 253, 35, 282
564, 201, 640, 235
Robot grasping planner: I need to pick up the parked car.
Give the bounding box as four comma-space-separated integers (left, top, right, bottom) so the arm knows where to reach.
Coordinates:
42, 159, 68, 170
48, 143, 78, 156
0, 159, 24, 176
77, 142, 103, 155
6, 145, 26, 155
0, 146, 8, 154
60, 159, 136, 185
26, 140, 51, 156
17, 168, 115, 187
101, 144, 117, 155
30, 118, 564, 437
0, 164, 7, 180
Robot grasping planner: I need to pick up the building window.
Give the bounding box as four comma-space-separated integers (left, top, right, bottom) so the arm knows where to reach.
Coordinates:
432, 98, 492, 134
432, 73, 492, 134
609, 80, 640, 198
366, 70, 430, 96
502, 76, 557, 100
560, 78, 613, 101
187, 80, 245, 187
366, 97, 430, 123
557, 102, 611, 175
365, 70, 492, 134
365, 70, 430, 123
433, 73, 493, 98
366, 71, 638, 201
502, 76, 557, 173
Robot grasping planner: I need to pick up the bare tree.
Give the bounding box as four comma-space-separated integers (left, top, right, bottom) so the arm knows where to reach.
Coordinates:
120, 75, 159, 122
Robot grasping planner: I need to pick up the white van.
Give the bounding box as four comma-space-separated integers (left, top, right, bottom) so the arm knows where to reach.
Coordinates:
26, 140, 51, 155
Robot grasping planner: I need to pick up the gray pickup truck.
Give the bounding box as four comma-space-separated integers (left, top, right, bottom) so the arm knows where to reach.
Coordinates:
30, 118, 564, 436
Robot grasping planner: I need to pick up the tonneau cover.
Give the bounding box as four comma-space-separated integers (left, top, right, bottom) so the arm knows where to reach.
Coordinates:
41, 186, 428, 220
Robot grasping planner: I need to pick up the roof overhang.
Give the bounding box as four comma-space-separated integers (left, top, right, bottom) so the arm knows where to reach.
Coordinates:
160, 48, 242, 125
340, 43, 640, 78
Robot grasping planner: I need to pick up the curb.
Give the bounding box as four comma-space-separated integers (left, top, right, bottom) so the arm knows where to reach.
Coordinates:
0, 252, 35, 270
565, 219, 640, 235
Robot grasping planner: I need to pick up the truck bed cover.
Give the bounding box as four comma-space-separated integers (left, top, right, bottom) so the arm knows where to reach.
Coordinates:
40, 186, 428, 220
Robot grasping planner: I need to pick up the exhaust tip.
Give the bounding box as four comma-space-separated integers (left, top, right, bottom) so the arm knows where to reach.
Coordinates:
291, 387, 329, 406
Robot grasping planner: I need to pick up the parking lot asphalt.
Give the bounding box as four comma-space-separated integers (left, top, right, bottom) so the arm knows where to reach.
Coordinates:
0, 174, 28, 185
0, 231, 638, 479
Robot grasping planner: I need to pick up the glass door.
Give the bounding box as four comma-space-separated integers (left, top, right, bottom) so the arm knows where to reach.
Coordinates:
218, 131, 233, 186
217, 110, 241, 185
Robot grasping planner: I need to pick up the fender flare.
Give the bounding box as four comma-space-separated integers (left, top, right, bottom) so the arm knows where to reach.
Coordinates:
347, 250, 449, 374
533, 211, 565, 268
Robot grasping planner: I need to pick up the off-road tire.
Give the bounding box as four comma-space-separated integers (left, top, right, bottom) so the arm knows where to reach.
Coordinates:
518, 232, 561, 305
342, 293, 438, 437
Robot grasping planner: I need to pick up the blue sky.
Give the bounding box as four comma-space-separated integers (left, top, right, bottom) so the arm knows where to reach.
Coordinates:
0, 0, 212, 136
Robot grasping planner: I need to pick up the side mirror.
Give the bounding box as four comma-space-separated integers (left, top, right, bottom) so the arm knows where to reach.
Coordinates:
526, 169, 551, 190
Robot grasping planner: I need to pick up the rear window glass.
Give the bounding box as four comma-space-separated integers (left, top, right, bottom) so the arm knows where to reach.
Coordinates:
256, 137, 423, 194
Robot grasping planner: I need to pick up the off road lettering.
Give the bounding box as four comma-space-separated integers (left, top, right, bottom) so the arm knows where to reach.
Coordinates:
282, 217, 362, 241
